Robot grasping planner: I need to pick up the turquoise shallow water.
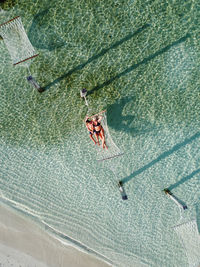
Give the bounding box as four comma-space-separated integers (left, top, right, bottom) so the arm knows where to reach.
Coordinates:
0, 0, 200, 266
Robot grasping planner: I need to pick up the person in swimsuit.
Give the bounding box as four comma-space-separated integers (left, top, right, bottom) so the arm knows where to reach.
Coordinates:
85, 118, 98, 145
92, 116, 108, 149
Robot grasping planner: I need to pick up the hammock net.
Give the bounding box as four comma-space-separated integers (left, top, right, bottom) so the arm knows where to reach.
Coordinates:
174, 220, 200, 267
85, 110, 123, 161
0, 16, 38, 66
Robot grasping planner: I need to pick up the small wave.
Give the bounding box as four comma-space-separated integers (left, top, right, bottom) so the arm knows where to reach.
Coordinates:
0, 197, 113, 266
42, 221, 113, 266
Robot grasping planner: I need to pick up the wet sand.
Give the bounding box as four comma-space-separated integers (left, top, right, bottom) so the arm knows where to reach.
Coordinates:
0, 205, 111, 267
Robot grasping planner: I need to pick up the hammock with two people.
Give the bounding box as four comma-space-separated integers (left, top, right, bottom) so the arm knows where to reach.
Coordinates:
81, 89, 125, 198
84, 110, 123, 162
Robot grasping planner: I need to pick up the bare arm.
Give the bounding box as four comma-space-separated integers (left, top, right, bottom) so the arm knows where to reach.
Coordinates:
97, 115, 103, 122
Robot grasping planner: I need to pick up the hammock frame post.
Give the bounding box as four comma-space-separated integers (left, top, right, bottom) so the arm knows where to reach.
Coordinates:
118, 181, 128, 200
80, 88, 88, 106
26, 75, 44, 93
164, 188, 187, 210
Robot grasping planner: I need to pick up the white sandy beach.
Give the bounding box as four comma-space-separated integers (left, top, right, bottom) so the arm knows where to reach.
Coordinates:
0, 205, 111, 267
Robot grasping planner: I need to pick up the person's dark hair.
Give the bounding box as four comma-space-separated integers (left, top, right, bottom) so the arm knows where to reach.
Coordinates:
86, 119, 90, 123
93, 116, 98, 121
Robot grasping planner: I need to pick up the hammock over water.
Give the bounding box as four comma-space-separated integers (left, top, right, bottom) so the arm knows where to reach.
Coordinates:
85, 110, 123, 161
0, 16, 38, 66
174, 220, 200, 267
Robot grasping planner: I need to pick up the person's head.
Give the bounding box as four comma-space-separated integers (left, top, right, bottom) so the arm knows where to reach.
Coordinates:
86, 120, 93, 126
92, 116, 98, 122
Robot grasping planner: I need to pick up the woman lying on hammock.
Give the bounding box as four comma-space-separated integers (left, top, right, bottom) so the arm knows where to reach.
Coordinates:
85, 115, 108, 149
92, 115, 108, 149
85, 118, 97, 145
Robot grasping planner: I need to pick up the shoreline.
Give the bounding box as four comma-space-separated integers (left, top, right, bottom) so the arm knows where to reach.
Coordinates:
0, 204, 111, 267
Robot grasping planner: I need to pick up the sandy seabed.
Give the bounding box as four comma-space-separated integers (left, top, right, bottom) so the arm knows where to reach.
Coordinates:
0, 205, 111, 267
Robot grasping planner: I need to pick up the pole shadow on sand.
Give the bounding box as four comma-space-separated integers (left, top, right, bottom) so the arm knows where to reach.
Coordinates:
42, 24, 150, 91
121, 132, 200, 184
87, 34, 190, 95
167, 169, 200, 191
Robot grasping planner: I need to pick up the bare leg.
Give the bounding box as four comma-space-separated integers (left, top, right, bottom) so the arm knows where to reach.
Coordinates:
99, 130, 108, 149
94, 133, 100, 146
102, 137, 108, 149
89, 134, 97, 145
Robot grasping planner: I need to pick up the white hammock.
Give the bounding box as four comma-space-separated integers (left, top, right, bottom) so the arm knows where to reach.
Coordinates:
174, 220, 200, 267
85, 110, 123, 161
0, 16, 38, 66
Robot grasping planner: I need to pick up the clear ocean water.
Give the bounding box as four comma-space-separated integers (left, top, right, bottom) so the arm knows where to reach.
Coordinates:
0, 0, 199, 266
